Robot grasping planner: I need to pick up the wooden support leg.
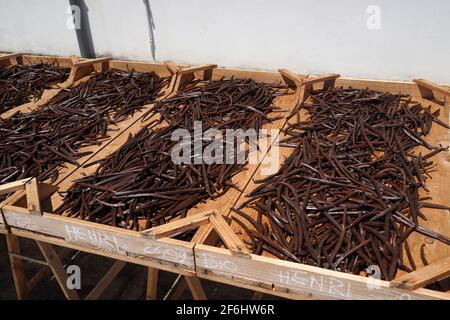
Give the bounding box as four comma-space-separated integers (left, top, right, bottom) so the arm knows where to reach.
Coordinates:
85, 260, 126, 300
417, 85, 436, 100
27, 247, 73, 292
167, 277, 188, 300
185, 276, 207, 300
36, 241, 79, 300
323, 79, 336, 90
146, 267, 159, 300
5, 233, 28, 299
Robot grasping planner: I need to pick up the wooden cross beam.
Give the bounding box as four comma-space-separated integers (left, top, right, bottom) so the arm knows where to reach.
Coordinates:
68, 56, 112, 83
414, 79, 450, 106
0, 53, 24, 67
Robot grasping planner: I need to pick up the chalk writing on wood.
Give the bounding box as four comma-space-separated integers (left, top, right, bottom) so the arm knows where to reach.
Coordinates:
197, 253, 238, 272
64, 224, 126, 254
143, 245, 187, 264
7, 214, 40, 231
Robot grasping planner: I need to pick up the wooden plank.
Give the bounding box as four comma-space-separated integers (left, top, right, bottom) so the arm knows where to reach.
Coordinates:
85, 260, 126, 300
5, 233, 28, 299
0, 179, 29, 196
209, 211, 250, 258
278, 68, 304, 89
195, 245, 449, 300
185, 276, 207, 300
414, 79, 450, 98
301, 73, 340, 86
178, 64, 217, 75
167, 277, 187, 300
164, 60, 181, 74
0, 205, 196, 272
0, 53, 23, 67
141, 211, 212, 240
391, 257, 450, 291
0, 52, 24, 61
72, 57, 112, 68
0, 226, 194, 276
146, 267, 159, 300
25, 178, 42, 215
19, 54, 450, 94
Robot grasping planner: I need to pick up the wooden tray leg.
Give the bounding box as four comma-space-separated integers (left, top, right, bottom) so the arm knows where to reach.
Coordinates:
5, 233, 29, 299
85, 260, 126, 300
36, 241, 80, 300
166, 277, 187, 299
185, 276, 207, 300
146, 267, 159, 300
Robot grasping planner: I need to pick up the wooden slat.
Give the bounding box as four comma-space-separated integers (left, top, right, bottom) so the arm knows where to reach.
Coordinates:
72, 57, 112, 68
25, 178, 42, 215
178, 64, 217, 75
27, 247, 73, 291
164, 60, 181, 74
278, 68, 304, 87
390, 257, 450, 290
0, 53, 23, 66
0, 205, 196, 272
85, 260, 126, 300
0, 226, 194, 276
141, 211, 212, 240
209, 211, 250, 258
0, 52, 24, 61
195, 245, 448, 300
5, 233, 28, 299
185, 276, 207, 300
146, 267, 159, 300
301, 73, 340, 86
414, 79, 450, 97
0, 179, 29, 196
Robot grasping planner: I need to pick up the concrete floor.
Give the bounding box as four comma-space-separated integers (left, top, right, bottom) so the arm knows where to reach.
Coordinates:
0, 234, 273, 300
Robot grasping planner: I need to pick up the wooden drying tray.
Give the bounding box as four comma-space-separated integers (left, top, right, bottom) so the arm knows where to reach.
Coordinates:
1, 54, 449, 300
197, 77, 450, 300
0, 54, 112, 119
0, 58, 297, 300
1, 57, 174, 209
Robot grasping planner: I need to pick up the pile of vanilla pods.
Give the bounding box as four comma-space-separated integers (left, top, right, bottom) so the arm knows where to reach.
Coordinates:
55, 77, 288, 230
0, 63, 70, 113
233, 87, 450, 280
0, 70, 169, 202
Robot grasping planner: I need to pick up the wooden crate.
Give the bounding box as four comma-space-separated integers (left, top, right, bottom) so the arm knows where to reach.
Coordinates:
0, 54, 449, 300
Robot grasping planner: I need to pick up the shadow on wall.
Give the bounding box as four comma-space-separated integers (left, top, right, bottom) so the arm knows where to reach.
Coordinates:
69, 0, 96, 58
143, 0, 156, 61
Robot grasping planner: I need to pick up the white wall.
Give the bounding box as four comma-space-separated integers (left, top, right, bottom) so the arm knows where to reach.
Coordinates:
1, 0, 449, 83
0, 0, 80, 56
